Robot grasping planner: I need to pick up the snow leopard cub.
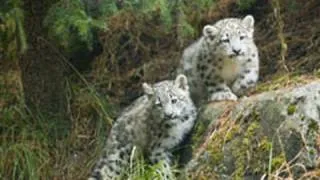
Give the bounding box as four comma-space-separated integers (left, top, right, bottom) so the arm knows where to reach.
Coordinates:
88, 74, 197, 180
179, 15, 259, 103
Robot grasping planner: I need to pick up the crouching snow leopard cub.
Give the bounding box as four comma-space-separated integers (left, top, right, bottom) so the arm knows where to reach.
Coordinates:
179, 15, 259, 102
88, 74, 197, 180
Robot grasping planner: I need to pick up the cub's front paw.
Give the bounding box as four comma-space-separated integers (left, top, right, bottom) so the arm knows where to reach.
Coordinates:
209, 91, 238, 102
231, 83, 246, 96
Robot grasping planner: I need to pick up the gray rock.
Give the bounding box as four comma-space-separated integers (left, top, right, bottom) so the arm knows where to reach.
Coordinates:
185, 81, 320, 179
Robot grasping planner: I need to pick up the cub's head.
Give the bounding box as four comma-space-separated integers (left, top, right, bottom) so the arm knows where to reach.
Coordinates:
142, 74, 194, 119
203, 15, 255, 57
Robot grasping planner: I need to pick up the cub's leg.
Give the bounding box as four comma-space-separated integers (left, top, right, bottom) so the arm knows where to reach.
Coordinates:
149, 148, 173, 180
149, 129, 177, 180
204, 73, 238, 101
89, 144, 132, 180
232, 67, 258, 96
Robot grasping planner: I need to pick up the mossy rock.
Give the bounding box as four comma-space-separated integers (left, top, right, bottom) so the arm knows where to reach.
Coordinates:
186, 81, 320, 179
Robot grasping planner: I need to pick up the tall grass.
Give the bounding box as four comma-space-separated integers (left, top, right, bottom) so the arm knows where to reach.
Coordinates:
0, 67, 113, 179
0, 68, 180, 179
0, 105, 51, 179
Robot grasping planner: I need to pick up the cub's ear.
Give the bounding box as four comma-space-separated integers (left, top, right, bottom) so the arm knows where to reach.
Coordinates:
242, 15, 255, 30
175, 74, 189, 91
142, 83, 153, 95
203, 25, 218, 39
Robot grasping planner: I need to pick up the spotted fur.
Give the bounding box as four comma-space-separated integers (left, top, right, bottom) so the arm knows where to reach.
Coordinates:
88, 74, 197, 180
178, 15, 259, 103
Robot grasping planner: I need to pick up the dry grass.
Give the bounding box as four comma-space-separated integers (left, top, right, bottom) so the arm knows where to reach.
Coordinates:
252, 72, 319, 95
89, 0, 320, 108
256, 0, 320, 78
0, 60, 112, 179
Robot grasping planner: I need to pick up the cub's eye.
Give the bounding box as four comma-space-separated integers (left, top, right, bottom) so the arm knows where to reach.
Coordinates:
221, 39, 229, 43
240, 36, 245, 40
171, 99, 177, 104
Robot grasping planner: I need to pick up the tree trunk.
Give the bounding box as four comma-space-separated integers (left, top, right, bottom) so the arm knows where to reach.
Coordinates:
19, 0, 69, 135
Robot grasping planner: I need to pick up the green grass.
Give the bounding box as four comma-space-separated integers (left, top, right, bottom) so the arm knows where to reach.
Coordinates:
0, 105, 50, 180
0, 69, 181, 180
0, 68, 110, 179
122, 157, 179, 180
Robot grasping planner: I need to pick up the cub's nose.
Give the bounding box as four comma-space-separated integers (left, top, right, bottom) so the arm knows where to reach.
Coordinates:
232, 49, 241, 55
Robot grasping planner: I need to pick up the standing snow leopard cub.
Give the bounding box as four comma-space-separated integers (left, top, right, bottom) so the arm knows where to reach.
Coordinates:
89, 74, 197, 180
179, 15, 259, 102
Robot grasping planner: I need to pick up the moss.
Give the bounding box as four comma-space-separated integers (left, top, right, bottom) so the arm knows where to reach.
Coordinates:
259, 137, 272, 152
190, 116, 241, 179
207, 124, 240, 165
232, 150, 246, 179
232, 121, 261, 179
192, 121, 206, 141
271, 153, 286, 171
225, 125, 240, 142
207, 134, 224, 163
255, 73, 289, 93
254, 72, 314, 94
247, 110, 261, 122
231, 111, 273, 179
192, 120, 209, 149
308, 119, 319, 132
192, 110, 265, 179
246, 121, 260, 135
192, 106, 228, 150
287, 104, 297, 115
188, 105, 240, 178
191, 103, 293, 178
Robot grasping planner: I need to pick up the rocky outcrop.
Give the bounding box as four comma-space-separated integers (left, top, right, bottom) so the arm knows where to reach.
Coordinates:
185, 81, 320, 179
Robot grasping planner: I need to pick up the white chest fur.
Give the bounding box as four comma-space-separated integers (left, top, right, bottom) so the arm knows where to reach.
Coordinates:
220, 58, 242, 83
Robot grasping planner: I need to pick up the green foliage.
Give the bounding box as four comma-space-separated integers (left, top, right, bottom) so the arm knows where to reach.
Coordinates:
44, 0, 218, 54
107, 0, 176, 28
287, 0, 298, 12
44, 0, 106, 51
236, 0, 256, 10
98, 0, 189, 32
0, 0, 26, 59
